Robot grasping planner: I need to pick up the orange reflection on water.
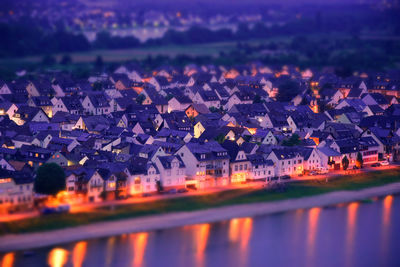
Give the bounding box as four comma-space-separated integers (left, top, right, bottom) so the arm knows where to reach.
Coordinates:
72, 241, 87, 267
105, 236, 116, 267
229, 218, 240, 243
347, 202, 359, 243
240, 218, 253, 251
306, 207, 321, 264
228, 217, 253, 249
193, 223, 210, 267
345, 202, 359, 267
381, 195, 394, 264
48, 248, 68, 267
383, 195, 393, 226
131, 232, 148, 267
1, 252, 14, 267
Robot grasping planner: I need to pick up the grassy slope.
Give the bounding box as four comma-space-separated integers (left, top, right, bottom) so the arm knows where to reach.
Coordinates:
1, 169, 399, 235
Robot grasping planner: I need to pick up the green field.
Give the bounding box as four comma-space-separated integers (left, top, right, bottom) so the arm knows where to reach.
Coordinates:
0, 36, 296, 66
1, 169, 400, 235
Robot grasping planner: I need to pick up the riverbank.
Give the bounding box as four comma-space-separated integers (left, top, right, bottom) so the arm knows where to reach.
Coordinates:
1, 178, 400, 252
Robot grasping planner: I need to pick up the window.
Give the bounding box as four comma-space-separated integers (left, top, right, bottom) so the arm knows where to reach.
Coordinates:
235, 165, 238, 171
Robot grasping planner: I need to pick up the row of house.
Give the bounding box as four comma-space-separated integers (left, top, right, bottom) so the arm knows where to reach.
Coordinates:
0, 64, 399, 212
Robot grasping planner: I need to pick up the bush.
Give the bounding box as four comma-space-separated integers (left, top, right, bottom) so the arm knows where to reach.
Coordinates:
34, 163, 66, 196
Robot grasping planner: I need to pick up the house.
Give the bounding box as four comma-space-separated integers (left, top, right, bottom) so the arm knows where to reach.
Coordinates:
126, 158, 160, 195
82, 94, 111, 115
221, 140, 250, 183
26, 80, 55, 97
12, 106, 49, 125
52, 96, 83, 116
185, 103, 210, 118
154, 155, 186, 190
362, 127, 400, 161
247, 154, 275, 181
316, 146, 342, 170
83, 169, 104, 202
114, 64, 143, 82
329, 137, 379, 167
27, 96, 53, 118
176, 141, 230, 189
193, 89, 221, 109
267, 148, 304, 177
168, 95, 192, 113
46, 151, 69, 167
0, 102, 18, 119
141, 87, 168, 114
0, 170, 34, 214
361, 93, 389, 110
299, 147, 324, 171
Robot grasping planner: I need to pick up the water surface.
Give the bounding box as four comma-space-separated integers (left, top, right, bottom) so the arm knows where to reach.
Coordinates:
1, 195, 399, 267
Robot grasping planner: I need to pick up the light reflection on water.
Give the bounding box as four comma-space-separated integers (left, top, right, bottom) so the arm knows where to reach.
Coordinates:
1, 195, 400, 267
72, 242, 87, 267
47, 248, 68, 267
130, 233, 148, 267
0, 252, 14, 267
345, 202, 359, 267
306, 207, 321, 266
381, 195, 394, 266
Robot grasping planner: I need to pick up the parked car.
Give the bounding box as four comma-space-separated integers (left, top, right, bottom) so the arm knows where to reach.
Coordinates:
309, 171, 318, 176
177, 188, 188, 193
371, 163, 381, 167
280, 175, 291, 180
352, 166, 359, 170
40, 204, 70, 215
317, 168, 329, 174
167, 188, 177, 194
381, 160, 389, 166
142, 193, 152, 197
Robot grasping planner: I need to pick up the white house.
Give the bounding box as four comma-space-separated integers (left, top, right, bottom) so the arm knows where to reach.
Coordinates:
154, 155, 186, 189
267, 149, 304, 177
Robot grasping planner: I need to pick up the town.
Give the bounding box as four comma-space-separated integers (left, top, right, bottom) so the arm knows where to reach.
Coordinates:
0, 62, 399, 215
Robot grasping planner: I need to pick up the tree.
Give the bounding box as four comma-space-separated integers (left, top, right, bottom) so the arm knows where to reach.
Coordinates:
42, 54, 56, 66
342, 156, 349, 170
156, 180, 164, 193
214, 133, 226, 144
253, 94, 263, 104
92, 81, 103, 91
277, 80, 301, 102
94, 55, 104, 69
34, 163, 66, 196
136, 94, 146, 104
209, 106, 220, 113
60, 54, 72, 65
356, 152, 363, 168
282, 134, 300, 147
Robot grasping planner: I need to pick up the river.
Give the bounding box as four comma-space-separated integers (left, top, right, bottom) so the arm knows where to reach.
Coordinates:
1, 195, 399, 267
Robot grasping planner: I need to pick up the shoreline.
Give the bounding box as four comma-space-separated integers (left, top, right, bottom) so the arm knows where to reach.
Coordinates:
1, 181, 400, 252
